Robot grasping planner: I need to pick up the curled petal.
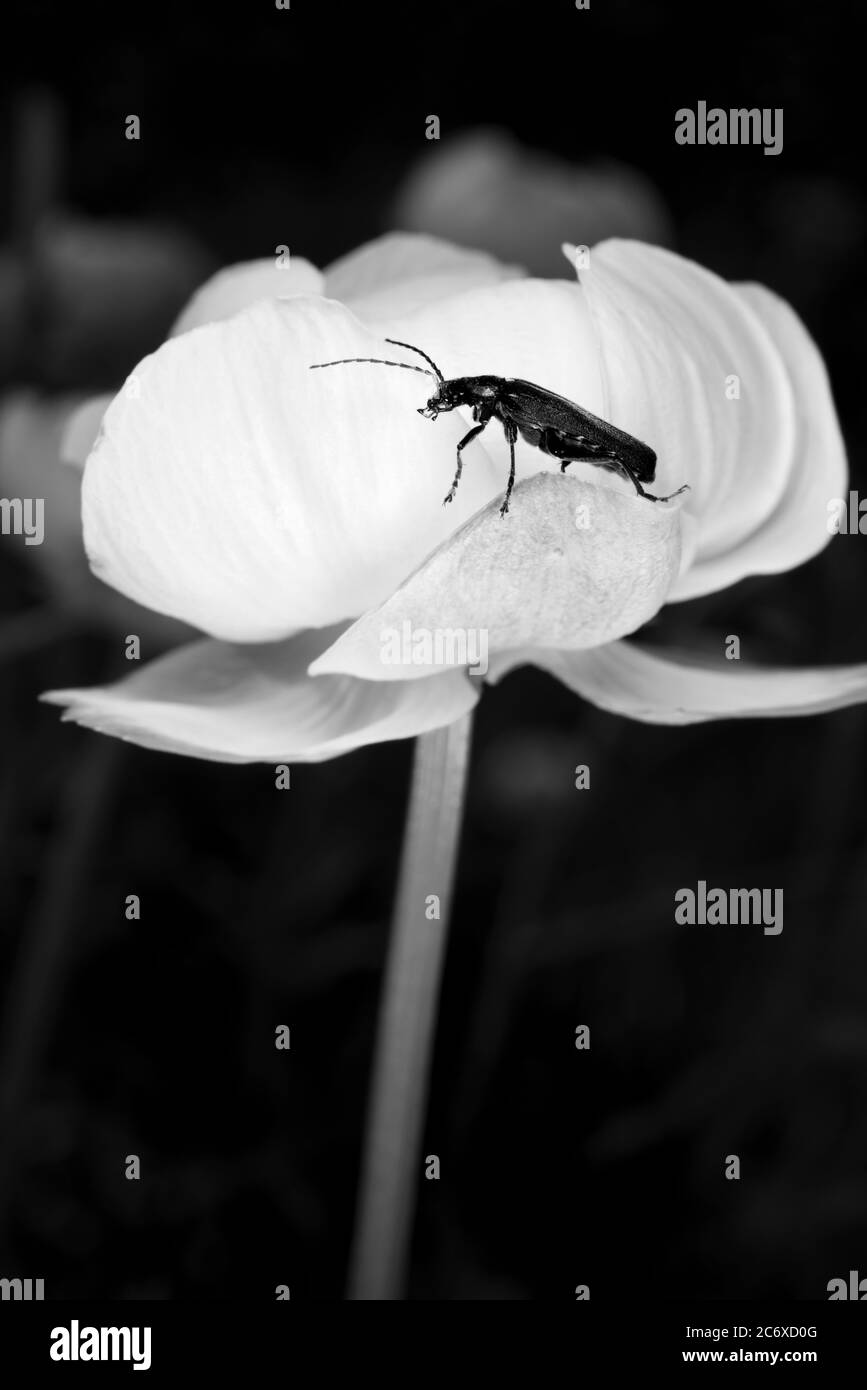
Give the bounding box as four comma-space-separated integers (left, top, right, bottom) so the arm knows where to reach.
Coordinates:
325, 231, 523, 319
170, 257, 324, 336
571, 240, 846, 596
676, 281, 847, 596
41, 628, 479, 763
488, 641, 867, 724
310, 474, 683, 680
82, 296, 501, 640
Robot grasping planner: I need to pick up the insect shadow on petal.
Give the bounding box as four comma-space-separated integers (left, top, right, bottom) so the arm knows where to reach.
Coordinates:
310, 339, 689, 517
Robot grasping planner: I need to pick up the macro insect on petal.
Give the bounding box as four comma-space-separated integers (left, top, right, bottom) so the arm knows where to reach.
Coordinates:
311, 339, 689, 515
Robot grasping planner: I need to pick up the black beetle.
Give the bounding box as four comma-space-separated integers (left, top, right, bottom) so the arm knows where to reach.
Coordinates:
310, 338, 688, 516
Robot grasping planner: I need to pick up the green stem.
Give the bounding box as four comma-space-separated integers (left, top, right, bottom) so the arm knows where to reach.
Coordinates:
347, 710, 474, 1300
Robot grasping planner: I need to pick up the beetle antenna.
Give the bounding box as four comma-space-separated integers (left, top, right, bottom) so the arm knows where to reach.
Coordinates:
309, 356, 436, 379
383, 339, 445, 383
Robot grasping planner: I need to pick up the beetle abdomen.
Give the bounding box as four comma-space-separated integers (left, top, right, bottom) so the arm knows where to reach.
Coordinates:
501, 379, 656, 480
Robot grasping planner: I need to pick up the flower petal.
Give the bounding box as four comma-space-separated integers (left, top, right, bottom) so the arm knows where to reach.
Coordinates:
324, 231, 523, 319
170, 257, 324, 336
688, 281, 847, 591
82, 296, 501, 640
487, 641, 867, 724
310, 474, 683, 680
41, 628, 479, 763
571, 240, 846, 597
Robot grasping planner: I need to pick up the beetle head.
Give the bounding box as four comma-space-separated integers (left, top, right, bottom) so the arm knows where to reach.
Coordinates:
418, 381, 461, 420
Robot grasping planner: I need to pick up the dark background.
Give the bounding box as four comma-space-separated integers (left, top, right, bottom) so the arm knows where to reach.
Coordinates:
1, 0, 866, 1299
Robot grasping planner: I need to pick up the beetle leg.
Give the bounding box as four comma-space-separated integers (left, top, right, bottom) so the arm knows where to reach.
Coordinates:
561, 447, 690, 503
624, 469, 690, 503
499, 421, 518, 516
444, 421, 488, 505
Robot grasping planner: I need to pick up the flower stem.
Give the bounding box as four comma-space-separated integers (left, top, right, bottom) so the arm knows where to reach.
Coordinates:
347, 710, 474, 1300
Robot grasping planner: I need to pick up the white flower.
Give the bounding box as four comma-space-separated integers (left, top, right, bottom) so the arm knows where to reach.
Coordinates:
42, 233, 867, 759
